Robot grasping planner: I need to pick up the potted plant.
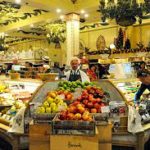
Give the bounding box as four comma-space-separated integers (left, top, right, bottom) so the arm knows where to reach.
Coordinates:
45, 22, 66, 48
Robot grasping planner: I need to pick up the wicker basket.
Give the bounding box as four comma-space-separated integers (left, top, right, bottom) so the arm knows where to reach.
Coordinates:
9, 73, 20, 80
37, 73, 58, 81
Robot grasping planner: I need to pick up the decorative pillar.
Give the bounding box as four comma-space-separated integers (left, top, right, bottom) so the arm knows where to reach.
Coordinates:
66, 13, 80, 65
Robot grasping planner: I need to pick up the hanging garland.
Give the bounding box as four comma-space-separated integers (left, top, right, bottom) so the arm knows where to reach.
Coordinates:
17, 30, 44, 36
0, 0, 49, 26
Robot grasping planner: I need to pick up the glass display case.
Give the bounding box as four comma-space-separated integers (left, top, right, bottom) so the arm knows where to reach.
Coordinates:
0, 79, 42, 131
111, 78, 149, 102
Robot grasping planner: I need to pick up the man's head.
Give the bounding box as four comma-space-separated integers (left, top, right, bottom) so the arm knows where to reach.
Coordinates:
70, 57, 80, 70
137, 70, 150, 85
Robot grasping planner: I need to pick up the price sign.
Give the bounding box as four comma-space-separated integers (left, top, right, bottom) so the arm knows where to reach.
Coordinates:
101, 106, 110, 113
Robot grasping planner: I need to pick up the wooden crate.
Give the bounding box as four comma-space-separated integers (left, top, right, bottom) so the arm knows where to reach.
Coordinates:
50, 135, 99, 150
97, 123, 112, 150
29, 124, 51, 150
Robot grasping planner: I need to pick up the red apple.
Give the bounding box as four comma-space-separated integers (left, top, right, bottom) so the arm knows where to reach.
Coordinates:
101, 103, 105, 107
77, 104, 83, 108
66, 94, 73, 100
74, 113, 82, 120
68, 106, 76, 113
67, 113, 75, 120
91, 108, 97, 113
87, 102, 93, 108
59, 111, 67, 120
88, 94, 94, 101
94, 103, 100, 109
96, 98, 101, 103
83, 100, 88, 105
82, 114, 89, 121
72, 101, 80, 106
77, 106, 85, 114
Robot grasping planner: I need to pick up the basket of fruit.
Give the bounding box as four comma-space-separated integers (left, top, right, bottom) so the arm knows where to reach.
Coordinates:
37, 73, 58, 81
52, 103, 95, 135
33, 91, 68, 123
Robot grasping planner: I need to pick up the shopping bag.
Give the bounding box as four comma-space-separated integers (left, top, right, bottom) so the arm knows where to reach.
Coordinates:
128, 105, 144, 133
8, 107, 26, 134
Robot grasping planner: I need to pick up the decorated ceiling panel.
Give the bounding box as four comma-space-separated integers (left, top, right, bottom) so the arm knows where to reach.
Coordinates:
0, 0, 49, 26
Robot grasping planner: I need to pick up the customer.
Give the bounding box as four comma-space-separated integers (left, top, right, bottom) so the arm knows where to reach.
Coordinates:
65, 57, 90, 82
42, 56, 51, 73
139, 61, 147, 71
134, 70, 150, 104
86, 65, 98, 81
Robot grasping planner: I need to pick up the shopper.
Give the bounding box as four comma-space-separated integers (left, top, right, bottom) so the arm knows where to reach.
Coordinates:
139, 61, 147, 71
65, 57, 90, 82
134, 70, 150, 104
42, 56, 51, 73
86, 65, 98, 81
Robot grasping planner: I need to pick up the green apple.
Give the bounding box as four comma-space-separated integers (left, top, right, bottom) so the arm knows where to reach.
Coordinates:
46, 107, 51, 113
43, 101, 49, 108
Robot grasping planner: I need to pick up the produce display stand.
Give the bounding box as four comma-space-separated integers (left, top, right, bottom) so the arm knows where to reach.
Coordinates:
28, 80, 121, 150
108, 79, 150, 150
0, 78, 42, 150
29, 122, 112, 150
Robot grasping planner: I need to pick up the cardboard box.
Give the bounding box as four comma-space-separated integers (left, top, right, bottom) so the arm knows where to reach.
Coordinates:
50, 135, 98, 150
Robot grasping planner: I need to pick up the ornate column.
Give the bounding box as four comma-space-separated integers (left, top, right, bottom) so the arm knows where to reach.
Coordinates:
66, 13, 80, 65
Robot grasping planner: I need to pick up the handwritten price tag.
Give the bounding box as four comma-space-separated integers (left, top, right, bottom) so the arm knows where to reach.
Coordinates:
101, 106, 110, 113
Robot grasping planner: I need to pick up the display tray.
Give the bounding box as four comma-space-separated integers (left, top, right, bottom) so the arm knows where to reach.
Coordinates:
0, 105, 12, 111
33, 113, 56, 124
52, 114, 95, 136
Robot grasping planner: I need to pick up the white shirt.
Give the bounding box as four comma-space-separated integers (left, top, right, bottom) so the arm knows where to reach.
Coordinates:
64, 70, 90, 83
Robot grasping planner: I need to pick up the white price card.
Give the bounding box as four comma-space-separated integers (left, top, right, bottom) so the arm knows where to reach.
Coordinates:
101, 106, 110, 113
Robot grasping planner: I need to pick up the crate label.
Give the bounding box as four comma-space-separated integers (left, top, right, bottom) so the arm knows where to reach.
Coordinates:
50, 135, 98, 150
68, 141, 82, 148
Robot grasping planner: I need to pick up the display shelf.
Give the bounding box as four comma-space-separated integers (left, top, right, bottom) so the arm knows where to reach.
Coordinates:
0, 59, 42, 64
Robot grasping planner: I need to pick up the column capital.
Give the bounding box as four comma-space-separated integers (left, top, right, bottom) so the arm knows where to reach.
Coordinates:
65, 13, 80, 21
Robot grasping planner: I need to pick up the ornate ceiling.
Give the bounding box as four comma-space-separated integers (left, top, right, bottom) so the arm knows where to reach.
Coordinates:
0, 0, 149, 44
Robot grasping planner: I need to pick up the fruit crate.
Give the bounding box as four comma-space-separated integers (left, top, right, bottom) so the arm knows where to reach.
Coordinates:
51, 114, 96, 135
93, 113, 109, 125
33, 113, 56, 124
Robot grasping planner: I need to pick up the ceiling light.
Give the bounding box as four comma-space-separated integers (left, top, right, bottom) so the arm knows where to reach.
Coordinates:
56, 8, 62, 13
84, 14, 89, 18
80, 10, 85, 14
30, 24, 34, 27
60, 15, 64, 20
110, 44, 116, 49
15, 0, 21, 4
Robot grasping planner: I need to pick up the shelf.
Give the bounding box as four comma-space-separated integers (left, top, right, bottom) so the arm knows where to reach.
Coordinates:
0, 59, 42, 64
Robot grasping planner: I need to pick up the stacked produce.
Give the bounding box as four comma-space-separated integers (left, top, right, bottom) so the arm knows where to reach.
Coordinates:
36, 91, 67, 114
58, 81, 93, 92
59, 85, 108, 121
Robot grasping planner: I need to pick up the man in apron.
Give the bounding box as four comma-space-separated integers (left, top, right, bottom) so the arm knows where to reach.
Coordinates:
65, 57, 90, 82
